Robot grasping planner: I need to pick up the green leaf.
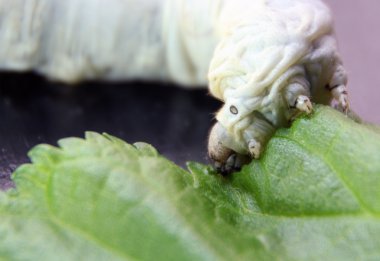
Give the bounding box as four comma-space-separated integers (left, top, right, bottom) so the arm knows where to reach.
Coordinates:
1, 105, 379, 261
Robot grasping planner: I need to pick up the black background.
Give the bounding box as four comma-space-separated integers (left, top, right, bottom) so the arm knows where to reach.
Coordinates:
0, 73, 220, 190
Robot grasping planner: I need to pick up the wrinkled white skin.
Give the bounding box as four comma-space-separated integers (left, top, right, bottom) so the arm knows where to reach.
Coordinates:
0, 0, 349, 173
0, 0, 218, 85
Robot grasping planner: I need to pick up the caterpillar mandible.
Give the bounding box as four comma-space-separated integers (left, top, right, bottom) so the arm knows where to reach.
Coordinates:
0, 0, 348, 174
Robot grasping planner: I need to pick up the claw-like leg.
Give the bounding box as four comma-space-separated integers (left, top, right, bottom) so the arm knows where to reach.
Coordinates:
328, 64, 349, 113
248, 139, 261, 159
284, 77, 312, 119
295, 95, 313, 114
330, 85, 349, 113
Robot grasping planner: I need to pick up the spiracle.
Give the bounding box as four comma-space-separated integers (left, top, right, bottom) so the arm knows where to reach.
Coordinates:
0, 0, 349, 173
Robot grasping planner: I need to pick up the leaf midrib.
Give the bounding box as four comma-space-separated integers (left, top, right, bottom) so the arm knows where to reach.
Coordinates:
44, 144, 223, 261
43, 163, 134, 261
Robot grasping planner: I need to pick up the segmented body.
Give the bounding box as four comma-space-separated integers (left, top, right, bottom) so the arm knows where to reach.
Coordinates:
0, 0, 348, 171
0, 0, 220, 85
208, 0, 347, 156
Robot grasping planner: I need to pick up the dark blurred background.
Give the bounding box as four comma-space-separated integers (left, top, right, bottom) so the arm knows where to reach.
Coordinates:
0, 73, 220, 190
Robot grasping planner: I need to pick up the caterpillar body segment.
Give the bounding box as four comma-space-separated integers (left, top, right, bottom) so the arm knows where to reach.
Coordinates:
207, 0, 349, 172
0, 0, 349, 173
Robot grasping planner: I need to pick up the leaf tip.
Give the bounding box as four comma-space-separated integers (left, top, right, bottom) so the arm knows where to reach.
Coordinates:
133, 142, 159, 156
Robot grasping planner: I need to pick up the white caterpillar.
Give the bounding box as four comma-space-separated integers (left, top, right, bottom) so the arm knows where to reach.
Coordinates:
0, 0, 349, 173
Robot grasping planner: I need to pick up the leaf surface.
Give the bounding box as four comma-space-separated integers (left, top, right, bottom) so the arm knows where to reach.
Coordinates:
1, 106, 379, 261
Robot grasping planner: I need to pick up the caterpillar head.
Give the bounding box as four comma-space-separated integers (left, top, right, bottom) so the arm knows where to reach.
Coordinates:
206, 13, 344, 173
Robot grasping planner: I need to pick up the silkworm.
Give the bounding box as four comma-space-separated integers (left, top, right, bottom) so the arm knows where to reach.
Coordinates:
0, 0, 349, 173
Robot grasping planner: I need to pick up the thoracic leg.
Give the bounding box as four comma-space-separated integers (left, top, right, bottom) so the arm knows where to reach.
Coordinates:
247, 139, 261, 159
241, 112, 276, 159
327, 64, 349, 112
284, 77, 313, 118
